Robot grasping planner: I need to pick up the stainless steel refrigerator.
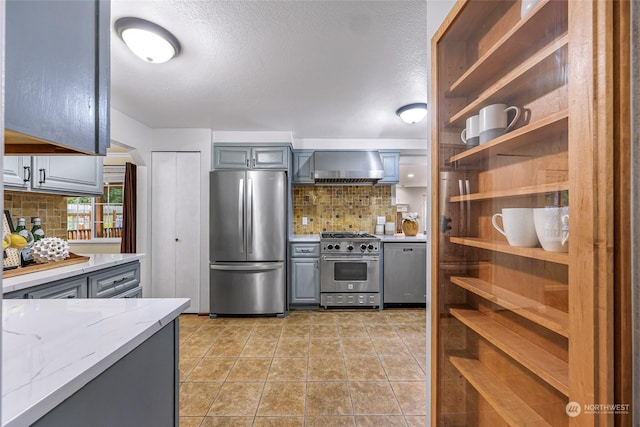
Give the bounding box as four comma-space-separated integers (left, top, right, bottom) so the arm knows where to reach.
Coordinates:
209, 170, 286, 317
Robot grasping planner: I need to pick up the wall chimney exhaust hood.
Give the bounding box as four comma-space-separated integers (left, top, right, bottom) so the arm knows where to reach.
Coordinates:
313, 151, 384, 185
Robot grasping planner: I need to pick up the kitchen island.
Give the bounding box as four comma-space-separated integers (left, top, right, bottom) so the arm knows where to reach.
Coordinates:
2, 297, 190, 427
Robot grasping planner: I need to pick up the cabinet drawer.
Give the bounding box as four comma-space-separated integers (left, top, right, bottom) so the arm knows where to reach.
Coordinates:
111, 285, 143, 299
27, 277, 88, 299
290, 242, 320, 257
89, 262, 140, 298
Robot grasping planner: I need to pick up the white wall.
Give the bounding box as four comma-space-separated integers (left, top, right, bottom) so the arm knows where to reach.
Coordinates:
396, 187, 428, 233
110, 109, 154, 300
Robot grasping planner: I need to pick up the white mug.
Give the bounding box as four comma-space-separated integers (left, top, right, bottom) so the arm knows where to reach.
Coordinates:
460, 115, 480, 147
479, 103, 521, 144
492, 208, 538, 247
521, 0, 541, 18
533, 207, 569, 252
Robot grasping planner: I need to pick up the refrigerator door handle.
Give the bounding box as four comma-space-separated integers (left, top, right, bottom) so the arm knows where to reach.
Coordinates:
247, 178, 253, 254
210, 262, 283, 272
239, 178, 244, 254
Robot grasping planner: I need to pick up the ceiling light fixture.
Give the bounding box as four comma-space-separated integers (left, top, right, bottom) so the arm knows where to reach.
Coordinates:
396, 103, 428, 124
407, 173, 415, 178
114, 17, 181, 64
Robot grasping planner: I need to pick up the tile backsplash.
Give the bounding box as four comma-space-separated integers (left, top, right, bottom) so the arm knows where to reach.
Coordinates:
4, 191, 68, 239
293, 185, 396, 234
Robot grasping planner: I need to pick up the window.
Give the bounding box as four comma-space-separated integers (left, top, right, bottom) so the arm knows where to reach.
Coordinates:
67, 166, 125, 240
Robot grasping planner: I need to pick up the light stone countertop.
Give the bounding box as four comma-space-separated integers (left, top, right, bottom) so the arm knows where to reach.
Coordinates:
290, 234, 427, 242
2, 253, 145, 295
377, 234, 427, 242
289, 234, 320, 242
2, 298, 190, 427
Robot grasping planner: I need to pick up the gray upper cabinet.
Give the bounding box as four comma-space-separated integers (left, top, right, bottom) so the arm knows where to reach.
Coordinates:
213, 145, 290, 170
5, 0, 110, 155
3, 156, 31, 190
378, 151, 401, 184
292, 151, 315, 184
33, 156, 104, 196
4, 156, 104, 196
213, 147, 251, 169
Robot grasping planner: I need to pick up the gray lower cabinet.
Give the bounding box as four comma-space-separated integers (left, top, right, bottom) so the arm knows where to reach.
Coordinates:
289, 242, 320, 306
89, 262, 141, 298
213, 145, 290, 170
4, 261, 141, 300
32, 320, 178, 427
383, 242, 426, 304
26, 277, 88, 299
5, 0, 110, 155
3, 155, 104, 196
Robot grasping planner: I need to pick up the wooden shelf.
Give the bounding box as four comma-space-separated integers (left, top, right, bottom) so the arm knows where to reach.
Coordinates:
448, 34, 568, 127
450, 308, 569, 396
450, 276, 569, 337
449, 237, 569, 265
450, 182, 568, 202
448, 0, 566, 97
448, 110, 568, 165
450, 357, 552, 427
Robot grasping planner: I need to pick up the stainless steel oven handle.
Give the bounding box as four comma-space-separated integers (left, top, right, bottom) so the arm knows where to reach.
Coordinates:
321, 256, 380, 262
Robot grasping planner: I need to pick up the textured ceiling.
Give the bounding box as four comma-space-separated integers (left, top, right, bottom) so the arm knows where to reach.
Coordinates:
110, 0, 429, 140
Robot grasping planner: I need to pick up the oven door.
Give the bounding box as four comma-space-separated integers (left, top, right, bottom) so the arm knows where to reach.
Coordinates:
320, 255, 380, 293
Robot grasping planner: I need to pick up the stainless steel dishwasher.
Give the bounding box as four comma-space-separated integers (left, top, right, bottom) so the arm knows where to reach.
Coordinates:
383, 242, 427, 304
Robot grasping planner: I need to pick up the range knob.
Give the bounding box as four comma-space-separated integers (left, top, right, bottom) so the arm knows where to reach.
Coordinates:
347, 245, 354, 251
360, 244, 367, 251
327, 244, 334, 250
368, 244, 375, 250
334, 244, 341, 250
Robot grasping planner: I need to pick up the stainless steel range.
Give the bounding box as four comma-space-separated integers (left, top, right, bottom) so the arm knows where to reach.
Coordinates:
320, 231, 381, 308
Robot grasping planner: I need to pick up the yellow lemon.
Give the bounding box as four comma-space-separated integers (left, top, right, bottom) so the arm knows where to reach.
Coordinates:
9, 234, 27, 249
2, 240, 8, 249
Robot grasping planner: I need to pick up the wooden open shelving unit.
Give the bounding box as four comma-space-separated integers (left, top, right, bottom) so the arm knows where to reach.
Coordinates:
448, 237, 569, 265
450, 276, 569, 337
431, 1, 630, 425
450, 357, 552, 427
448, 110, 568, 165
451, 307, 569, 395
449, 181, 569, 202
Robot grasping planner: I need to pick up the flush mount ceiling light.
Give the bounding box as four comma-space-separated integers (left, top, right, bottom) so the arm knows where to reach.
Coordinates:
396, 103, 428, 124
115, 17, 181, 64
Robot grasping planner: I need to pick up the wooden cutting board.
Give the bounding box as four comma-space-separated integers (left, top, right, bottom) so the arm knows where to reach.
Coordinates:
3, 253, 90, 278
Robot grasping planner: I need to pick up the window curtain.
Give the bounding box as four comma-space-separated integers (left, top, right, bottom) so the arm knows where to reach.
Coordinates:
120, 162, 137, 253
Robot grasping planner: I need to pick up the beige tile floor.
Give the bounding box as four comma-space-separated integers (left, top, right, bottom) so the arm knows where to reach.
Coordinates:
179, 309, 427, 427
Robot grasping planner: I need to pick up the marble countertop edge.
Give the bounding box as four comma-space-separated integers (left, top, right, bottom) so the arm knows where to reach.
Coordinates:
3, 298, 189, 427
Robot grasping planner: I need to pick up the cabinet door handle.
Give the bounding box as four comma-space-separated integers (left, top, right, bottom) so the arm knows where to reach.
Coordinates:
23, 166, 31, 182
315, 260, 319, 269
246, 159, 250, 167
440, 216, 452, 233
252, 158, 256, 168
39, 168, 46, 184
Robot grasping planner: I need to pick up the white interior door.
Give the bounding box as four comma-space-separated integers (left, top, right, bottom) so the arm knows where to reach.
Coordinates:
151, 152, 201, 313
174, 153, 200, 309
